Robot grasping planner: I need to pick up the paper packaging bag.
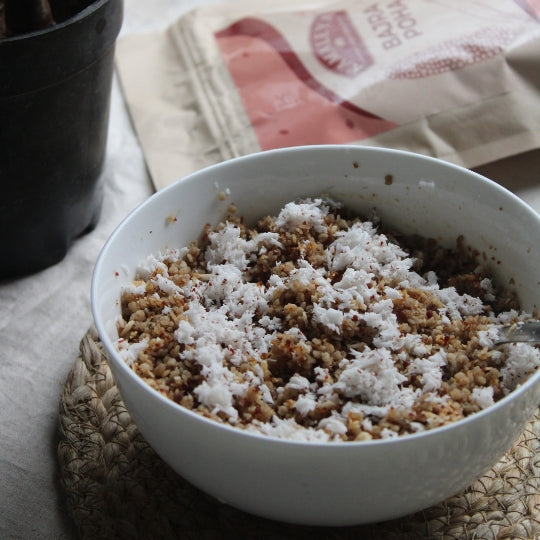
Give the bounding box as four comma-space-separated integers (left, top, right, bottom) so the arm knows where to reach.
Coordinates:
116, 0, 540, 191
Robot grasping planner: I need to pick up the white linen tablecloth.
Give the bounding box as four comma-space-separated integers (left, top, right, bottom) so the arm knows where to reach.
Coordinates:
0, 1, 538, 537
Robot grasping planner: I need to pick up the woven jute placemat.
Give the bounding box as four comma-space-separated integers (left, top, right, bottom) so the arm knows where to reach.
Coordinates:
58, 327, 540, 539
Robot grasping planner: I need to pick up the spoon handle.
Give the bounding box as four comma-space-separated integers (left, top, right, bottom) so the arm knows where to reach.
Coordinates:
495, 321, 540, 345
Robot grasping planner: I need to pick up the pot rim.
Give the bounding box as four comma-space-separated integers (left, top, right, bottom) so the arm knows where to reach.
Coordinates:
0, 0, 123, 97
0, 0, 109, 43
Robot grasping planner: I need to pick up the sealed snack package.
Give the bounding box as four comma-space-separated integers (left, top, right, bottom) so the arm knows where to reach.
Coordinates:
116, 0, 540, 190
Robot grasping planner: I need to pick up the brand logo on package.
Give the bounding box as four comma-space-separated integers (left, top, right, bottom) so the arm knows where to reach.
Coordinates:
311, 11, 373, 77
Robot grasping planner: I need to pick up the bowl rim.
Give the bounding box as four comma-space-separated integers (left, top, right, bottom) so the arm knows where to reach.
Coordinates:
92, 144, 540, 448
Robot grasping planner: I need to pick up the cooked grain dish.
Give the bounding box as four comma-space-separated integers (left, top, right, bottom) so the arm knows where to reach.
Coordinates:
116, 199, 539, 441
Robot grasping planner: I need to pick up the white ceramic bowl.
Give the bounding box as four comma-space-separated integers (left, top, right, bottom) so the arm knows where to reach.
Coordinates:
92, 145, 540, 526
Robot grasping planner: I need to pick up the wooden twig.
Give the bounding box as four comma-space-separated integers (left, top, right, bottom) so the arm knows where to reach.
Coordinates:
0, 1, 7, 39
4, 0, 55, 36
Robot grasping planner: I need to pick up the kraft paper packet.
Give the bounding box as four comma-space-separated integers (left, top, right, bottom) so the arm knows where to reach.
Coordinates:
116, 0, 540, 191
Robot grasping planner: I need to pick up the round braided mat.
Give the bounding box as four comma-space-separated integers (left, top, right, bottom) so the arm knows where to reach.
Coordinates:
58, 327, 540, 539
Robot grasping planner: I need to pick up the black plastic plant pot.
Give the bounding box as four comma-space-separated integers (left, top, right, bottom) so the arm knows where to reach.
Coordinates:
0, 0, 123, 279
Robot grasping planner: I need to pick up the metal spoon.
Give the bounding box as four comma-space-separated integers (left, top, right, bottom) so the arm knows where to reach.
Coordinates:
494, 321, 540, 346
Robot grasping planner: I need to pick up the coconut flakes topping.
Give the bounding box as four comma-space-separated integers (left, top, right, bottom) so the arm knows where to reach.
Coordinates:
118, 198, 539, 442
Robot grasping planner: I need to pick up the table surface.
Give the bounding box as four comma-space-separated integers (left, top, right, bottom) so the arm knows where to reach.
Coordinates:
1, 1, 539, 538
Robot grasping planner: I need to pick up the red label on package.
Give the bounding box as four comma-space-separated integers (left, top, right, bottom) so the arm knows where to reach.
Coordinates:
215, 16, 397, 151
